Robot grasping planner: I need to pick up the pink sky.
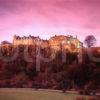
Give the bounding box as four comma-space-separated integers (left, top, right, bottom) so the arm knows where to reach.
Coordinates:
0, 0, 100, 45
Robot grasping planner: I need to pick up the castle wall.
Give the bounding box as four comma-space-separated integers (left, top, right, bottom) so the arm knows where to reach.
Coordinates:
13, 39, 34, 45
13, 35, 39, 45
13, 35, 83, 52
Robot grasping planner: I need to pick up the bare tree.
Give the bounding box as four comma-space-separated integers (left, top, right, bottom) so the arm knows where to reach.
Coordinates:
84, 35, 97, 48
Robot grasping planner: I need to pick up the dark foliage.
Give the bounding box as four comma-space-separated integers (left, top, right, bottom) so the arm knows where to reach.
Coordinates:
0, 45, 100, 95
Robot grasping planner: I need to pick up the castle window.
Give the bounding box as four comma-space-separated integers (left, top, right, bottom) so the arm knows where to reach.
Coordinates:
77, 43, 80, 48
67, 41, 70, 44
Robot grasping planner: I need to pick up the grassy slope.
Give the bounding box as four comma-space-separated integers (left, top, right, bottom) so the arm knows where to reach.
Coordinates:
0, 89, 97, 100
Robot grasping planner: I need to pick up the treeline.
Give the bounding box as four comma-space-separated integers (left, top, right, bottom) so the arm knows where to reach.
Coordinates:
0, 45, 100, 94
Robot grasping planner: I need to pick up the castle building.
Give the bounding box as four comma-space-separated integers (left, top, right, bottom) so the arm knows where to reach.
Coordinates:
49, 35, 83, 52
13, 35, 83, 52
13, 35, 40, 45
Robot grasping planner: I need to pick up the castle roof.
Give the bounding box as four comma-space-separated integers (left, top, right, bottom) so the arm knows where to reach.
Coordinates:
14, 35, 40, 40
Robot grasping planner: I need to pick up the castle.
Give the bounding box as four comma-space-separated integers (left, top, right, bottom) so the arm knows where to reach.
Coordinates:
13, 35, 83, 52
13, 35, 40, 45
49, 35, 83, 50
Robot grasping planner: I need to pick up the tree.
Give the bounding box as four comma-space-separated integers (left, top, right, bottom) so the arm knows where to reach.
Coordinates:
1, 41, 11, 45
84, 35, 97, 48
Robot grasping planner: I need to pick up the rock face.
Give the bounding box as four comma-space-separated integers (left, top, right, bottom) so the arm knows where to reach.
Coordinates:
13, 35, 83, 52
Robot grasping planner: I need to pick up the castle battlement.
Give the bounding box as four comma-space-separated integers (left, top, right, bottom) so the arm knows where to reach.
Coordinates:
13, 35, 40, 45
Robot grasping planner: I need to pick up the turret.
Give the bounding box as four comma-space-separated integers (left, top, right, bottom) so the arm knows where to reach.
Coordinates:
13, 35, 17, 40
13, 35, 17, 45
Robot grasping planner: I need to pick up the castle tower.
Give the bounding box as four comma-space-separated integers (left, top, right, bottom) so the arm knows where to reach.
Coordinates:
13, 35, 17, 45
